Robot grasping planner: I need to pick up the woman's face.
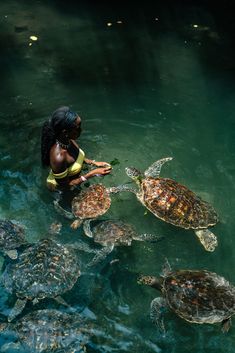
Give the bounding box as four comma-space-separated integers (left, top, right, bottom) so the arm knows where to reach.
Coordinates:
68, 116, 82, 139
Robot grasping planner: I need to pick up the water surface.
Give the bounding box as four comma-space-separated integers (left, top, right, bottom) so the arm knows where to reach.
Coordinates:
1, 1, 235, 352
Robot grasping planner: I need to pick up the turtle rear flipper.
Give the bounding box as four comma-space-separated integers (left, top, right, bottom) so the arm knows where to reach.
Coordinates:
221, 317, 232, 333
150, 297, 168, 333
8, 298, 27, 322
53, 200, 74, 220
133, 234, 164, 243
144, 157, 173, 178
194, 229, 218, 252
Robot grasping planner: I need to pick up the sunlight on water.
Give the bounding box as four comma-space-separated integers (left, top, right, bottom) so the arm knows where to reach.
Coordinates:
1, 1, 235, 352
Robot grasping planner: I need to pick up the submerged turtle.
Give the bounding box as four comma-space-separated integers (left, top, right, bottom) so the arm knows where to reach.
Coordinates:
0, 309, 91, 352
1, 238, 81, 321
82, 219, 163, 264
121, 157, 218, 251
0, 220, 27, 259
54, 183, 124, 230
138, 264, 235, 332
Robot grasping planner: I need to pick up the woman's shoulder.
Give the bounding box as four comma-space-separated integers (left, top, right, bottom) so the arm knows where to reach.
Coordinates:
50, 145, 68, 173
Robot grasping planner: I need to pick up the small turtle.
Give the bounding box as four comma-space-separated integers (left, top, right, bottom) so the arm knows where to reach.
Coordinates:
82, 219, 163, 264
0, 220, 28, 259
1, 238, 81, 322
138, 264, 235, 332
120, 157, 218, 251
0, 309, 91, 352
54, 183, 125, 230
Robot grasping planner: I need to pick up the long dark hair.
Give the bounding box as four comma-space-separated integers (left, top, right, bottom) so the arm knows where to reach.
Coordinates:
41, 106, 78, 167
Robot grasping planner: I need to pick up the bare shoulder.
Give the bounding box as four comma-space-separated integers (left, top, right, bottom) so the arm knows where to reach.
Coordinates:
50, 144, 67, 173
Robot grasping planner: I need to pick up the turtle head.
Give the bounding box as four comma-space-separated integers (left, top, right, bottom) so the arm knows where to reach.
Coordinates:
137, 275, 162, 291
125, 167, 142, 184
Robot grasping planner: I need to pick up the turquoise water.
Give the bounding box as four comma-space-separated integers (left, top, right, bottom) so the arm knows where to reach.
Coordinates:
1, 0, 235, 351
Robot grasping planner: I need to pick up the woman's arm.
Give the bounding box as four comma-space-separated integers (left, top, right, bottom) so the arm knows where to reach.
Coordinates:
84, 158, 111, 168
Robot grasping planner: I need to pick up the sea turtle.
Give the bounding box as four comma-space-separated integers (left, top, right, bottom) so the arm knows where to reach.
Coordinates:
121, 157, 218, 251
82, 219, 163, 264
54, 183, 125, 230
0, 309, 92, 352
138, 264, 235, 332
0, 219, 28, 259
1, 238, 81, 322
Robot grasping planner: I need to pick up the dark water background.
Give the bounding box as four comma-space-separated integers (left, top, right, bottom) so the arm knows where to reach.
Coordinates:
1, 0, 235, 352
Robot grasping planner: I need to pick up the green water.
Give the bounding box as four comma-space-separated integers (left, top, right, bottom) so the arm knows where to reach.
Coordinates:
1, 0, 235, 352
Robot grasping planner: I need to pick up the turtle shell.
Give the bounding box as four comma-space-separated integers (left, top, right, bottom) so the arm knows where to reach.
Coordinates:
0, 220, 27, 252
163, 270, 235, 324
72, 184, 111, 220
12, 309, 89, 352
139, 177, 218, 229
3, 238, 81, 300
92, 220, 136, 246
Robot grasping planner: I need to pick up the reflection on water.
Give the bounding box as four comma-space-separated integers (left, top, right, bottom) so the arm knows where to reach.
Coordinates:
1, 0, 235, 352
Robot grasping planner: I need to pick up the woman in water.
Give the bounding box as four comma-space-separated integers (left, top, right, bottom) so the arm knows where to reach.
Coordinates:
41, 106, 111, 190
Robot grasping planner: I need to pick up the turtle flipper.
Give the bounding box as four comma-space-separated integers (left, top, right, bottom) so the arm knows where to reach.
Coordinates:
144, 157, 173, 178
194, 229, 218, 252
87, 245, 114, 268
83, 219, 94, 238
150, 297, 167, 333
107, 184, 137, 194
4, 249, 18, 260
8, 298, 27, 322
72, 240, 97, 254
53, 200, 74, 220
133, 234, 164, 243
221, 317, 232, 333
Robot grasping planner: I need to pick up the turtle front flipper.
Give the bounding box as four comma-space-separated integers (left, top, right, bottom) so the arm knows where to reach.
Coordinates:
150, 297, 168, 333
83, 219, 94, 238
133, 234, 164, 243
221, 317, 232, 333
71, 219, 83, 229
107, 184, 137, 194
194, 229, 218, 252
87, 245, 114, 268
4, 249, 18, 260
8, 298, 27, 322
144, 157, 173, 178
53, 200, 74, 220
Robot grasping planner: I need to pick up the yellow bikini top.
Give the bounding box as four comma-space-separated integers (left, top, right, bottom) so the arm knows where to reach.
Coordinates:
47, 148, 85, 187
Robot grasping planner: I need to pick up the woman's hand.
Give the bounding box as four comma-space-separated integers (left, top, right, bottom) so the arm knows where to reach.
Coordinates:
90, 166, 112, 176
93, 161, 111, 168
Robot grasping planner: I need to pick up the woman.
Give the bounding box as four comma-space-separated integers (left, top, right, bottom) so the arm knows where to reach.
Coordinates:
41, 106, 112, 190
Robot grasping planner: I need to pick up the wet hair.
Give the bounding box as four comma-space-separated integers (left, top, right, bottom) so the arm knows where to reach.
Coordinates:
41, 106, 78, 167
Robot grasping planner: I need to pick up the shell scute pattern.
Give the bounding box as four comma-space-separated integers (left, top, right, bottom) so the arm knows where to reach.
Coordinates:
141, 178, 218, 230
3, 238, 81, 300
72, 184, 111, 219
92, 221, 135, 246
0, 309, 90, 352
163, 270, 235, 324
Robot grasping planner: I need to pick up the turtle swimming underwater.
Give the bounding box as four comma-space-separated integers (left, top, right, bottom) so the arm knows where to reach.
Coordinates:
0, 219, 28, 259
121, 157, 218, 251
0, 309, 92, 353
1, 238, 81, 321
54, 183, 125, 230
138, 265, 235, 332
82, 219, 163, 264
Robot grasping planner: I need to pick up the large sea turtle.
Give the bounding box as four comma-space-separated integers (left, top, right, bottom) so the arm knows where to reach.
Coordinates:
0, 220, 28, 259
1, 238, 81, 321
121, 157, 219, 251
0, 309, 91, 352
54, 183, 125, 229
138, 264, 235, 332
